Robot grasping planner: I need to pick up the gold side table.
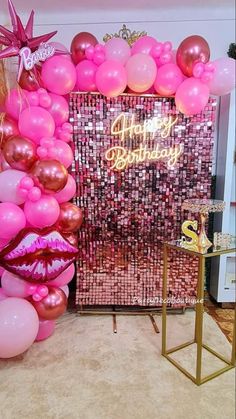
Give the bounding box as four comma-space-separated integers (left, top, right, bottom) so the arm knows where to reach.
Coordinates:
162, 240, 236, 386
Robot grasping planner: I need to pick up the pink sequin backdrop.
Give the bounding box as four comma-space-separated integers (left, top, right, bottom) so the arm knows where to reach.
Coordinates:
70, 93, 216, 308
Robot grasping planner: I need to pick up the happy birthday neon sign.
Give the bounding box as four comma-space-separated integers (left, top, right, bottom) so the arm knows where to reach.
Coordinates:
105, 113, 183, 171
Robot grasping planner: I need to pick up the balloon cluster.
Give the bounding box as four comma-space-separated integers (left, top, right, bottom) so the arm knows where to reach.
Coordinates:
71, 32, 235, 115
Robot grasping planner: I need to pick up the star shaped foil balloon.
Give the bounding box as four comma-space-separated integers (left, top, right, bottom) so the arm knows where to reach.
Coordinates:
0, 0, 58, 79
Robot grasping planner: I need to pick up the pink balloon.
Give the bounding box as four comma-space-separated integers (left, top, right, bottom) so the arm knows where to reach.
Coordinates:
0, 267, 4, 277
24, 196, 60, 228
76, 60, 98, 92
0, 203, 26, 239
48, 140, 73, 168
47, 263, 75, 287
5, 88, 27, 120
0, 169, 27, 205
126, 53, 157, 93
60, 285, 69, 298
175, 78, 209, 116
49, 42, 71, 60
105, 38, 130, 65
35, 318, 55, 341
53, 174, 76, 203
41, 56, 76, 95
131, 36, 157, 55
96, 61, 127, 97
208, 57, 235, 96
1, 270, 37, 298
154, 63, 184, 96
0, 297, 39, 358
19, 107, 55, 145
47, 93, 69, 127
0, 288, 7, 301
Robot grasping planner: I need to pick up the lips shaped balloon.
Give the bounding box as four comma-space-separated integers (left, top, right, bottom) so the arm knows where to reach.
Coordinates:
0, 227, 78, 282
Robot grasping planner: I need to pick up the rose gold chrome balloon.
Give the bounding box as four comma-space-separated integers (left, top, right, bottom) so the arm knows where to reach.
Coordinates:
3, 135, 37, 171
32, 287, 67, 320
0, 114, 19, 149
176, 35, 210, 77
58, 202, 83, 233
31, 159, 68, 194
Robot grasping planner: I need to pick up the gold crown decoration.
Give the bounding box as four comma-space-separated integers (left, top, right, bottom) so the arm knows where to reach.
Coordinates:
103, 24, 147, 46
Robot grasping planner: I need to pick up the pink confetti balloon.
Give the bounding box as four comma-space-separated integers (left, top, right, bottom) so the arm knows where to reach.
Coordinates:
0, 203, 26, 239
24, 196, 60, 228
175, 77, 209, 116
41, 56, 76, 95
47, 93, 69, 127
76, 60, 98, 92
18, 107, 55, 145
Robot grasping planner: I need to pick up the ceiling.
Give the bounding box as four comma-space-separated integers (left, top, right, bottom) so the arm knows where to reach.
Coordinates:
0, 0, 235, 14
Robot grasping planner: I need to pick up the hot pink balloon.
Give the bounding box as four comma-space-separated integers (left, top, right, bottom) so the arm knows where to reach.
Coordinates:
126, 53, 157, 93
154, 63, 184, 96
105, 38, 130, 65
0, 169, 27, 204
41, 56, 76, 95
96, 61, 127, 97
0, 203, 26, 239
208, 57, 235, 96
1, 270, 37, 298
0, 297, 39, 358
47, 263, 75, 287
24, 196, 60, 228
53, 174, 76, 203
47, 93, 69, 127
35, 318, 55, 341
76, 60, 98, 92
48, 140, 73, 168
18, 107, 55, 145
175, 78, 209, 116
5, 88, 28, 120
131, 36, 157, 55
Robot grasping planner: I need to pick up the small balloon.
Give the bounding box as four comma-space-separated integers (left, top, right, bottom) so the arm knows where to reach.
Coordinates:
58, 202, 83, 232
3, 135, 37, 171
31, 287, 67, 320
30, 159, 68, 194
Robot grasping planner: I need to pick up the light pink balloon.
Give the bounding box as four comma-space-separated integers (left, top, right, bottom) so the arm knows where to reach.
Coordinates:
208, 57, 235, 96
49, 42, 71, 60
47, 263, 75, 287
76, 60, 98, 91
131, 36, 157, 55
154, 63, 184, 96
24, 196, 60, 228
35, 318, 55, 341
105, 38, 130, 65
0, 288, 7, 301
48, 140, 73, 168
0, 297, 39, 358
41, 56, 76, 95
5, 88, 28, 120
96, 61, 127, 97
1, 270, 37, 298
0, 169, 27, 205
53, 174, 76, 203
175, 78, 209, 116
19, 107, 55, 144
0, 203, 26, 239
60, 285, 69, 298
47, 93, 69, 127
126, 53, 157, 93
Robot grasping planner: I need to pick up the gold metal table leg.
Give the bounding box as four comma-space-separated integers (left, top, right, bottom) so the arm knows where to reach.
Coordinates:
162, 243, 168, 355
231, 304, 236, 366
195, 255, 205, 385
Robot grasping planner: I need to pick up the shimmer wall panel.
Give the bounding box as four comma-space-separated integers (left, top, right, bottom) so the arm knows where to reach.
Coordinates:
70, 93, 216, 307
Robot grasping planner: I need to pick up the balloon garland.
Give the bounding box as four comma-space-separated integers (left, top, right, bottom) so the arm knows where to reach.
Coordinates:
0, 0, 235, 358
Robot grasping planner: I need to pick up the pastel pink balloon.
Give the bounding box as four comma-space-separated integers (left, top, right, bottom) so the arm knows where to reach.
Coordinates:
0, 288, 7, 301
0, 297, 39, 358
19, 107, 55, 144
175, 78, 209, 116
1, 270, 37, 298
105, 38, 130, 65
47, 93, 69, 127
96, 60, 127, 97
208, 57, 235, 96
0, 203, 26, 239
53, 174, 76, 203
131, 36, 157, 55
0, 169, 27, 205
60, 285, 69, 298
41, 56, 76, 95
48, 140, 73, 168
35, 318, 55, 341
49, 42, 71, 60
47, 263, 75, 287
5, 88, 27, 120
24, 196, 60, 228
126, 53, 157, 93
154, 63, 184, 96
76, 60, 98, 91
